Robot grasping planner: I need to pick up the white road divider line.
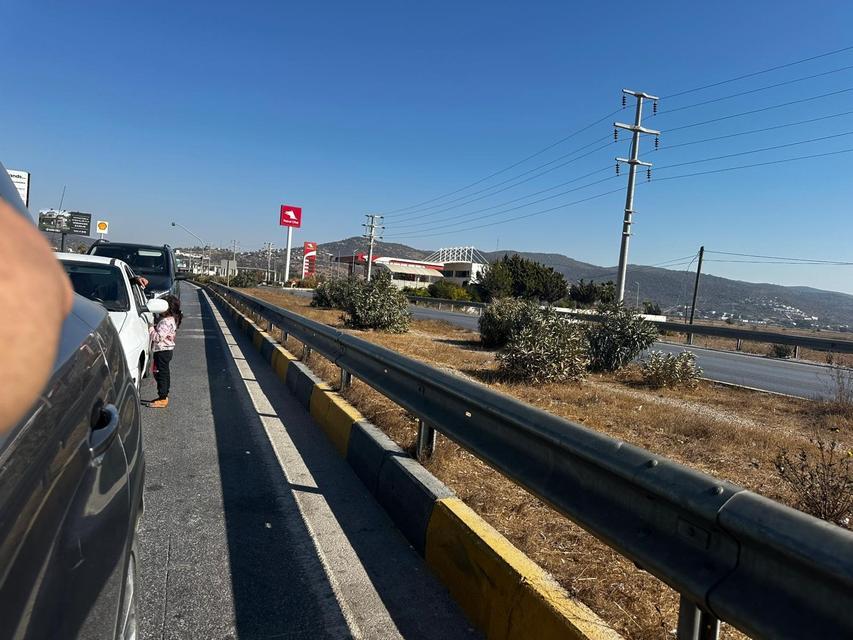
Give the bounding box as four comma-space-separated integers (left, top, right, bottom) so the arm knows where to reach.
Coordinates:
202, 290, 402, 640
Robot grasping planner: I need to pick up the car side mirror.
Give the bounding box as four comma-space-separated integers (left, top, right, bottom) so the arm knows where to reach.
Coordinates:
146, 299, 169, 314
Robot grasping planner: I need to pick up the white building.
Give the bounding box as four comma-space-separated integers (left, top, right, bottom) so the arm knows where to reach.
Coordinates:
424, 247, 488, 286
373, 256, 444, 290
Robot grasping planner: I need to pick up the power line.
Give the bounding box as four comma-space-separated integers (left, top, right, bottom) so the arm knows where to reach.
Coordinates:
656, 64, 853, 116
388, 173, 618, 236
705, 259, 853, 265
652, 109, 853, 151
665, 86, 853, 133
650, 147, 853, 183
389, 165, 613, 231
662, 44, 853, 99
387, 136, 614, 221
386, 187, 625, 240
653, 130, 853, 172
381, 109, 622, 215
393, 132, 853, 236
706, 250, 853, 264
389, 148, 853, 243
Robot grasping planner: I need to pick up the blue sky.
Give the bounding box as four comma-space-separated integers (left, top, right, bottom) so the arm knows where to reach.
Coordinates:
2, 1, 852, 294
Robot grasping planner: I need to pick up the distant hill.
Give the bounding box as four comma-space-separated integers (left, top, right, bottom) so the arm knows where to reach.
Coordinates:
185, 236, 853, 329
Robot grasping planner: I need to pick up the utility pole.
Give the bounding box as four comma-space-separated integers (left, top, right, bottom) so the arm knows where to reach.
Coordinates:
265, 242, 274, 283
362, 214, 384, 280
614, 89, 660, 304
227, 240, 237, 286
687, 246, 705, 344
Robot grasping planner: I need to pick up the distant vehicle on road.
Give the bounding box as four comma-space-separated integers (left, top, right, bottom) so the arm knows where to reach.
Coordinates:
88, 241, 183, 299
0, 162, 145, 640
58, 253, 168, 390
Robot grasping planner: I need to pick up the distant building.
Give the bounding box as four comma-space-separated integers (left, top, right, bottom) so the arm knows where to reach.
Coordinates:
424, 246, 489, 287
373, 256, 444, 289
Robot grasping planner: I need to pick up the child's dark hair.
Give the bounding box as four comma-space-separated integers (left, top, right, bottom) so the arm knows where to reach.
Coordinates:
161, 294, 183, 328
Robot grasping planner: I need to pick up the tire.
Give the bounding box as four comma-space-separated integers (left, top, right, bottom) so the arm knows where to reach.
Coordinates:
119, 536, 138, 640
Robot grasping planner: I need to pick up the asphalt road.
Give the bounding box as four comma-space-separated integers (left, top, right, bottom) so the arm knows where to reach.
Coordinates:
137, 282, 477, 639
408, 305, 845, 399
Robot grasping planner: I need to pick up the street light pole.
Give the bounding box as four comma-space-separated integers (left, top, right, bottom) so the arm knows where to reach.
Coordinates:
635, 282, 640, 310
171, 221, 209, 275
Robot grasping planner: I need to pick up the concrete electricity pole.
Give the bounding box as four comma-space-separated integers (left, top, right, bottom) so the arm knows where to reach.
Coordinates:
264, 242, 274, 283
614, 89, 660, 304
363, 214, 384, 280
227, 240, 237, 286
687, 246, 705, 345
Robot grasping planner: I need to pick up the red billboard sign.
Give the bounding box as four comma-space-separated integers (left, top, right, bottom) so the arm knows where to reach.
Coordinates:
279, 205, 302, 228
302, 242, 317, 278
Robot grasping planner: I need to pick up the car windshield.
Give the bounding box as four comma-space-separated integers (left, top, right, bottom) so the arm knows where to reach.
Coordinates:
91, 245, 167, 275
62, 262, 130, 312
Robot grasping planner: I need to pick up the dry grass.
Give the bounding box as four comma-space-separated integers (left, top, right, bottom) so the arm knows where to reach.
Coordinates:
242, 288, 853, 640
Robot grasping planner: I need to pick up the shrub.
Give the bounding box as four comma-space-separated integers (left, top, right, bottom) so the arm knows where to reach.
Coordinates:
428, 280, 472, 301
230, 269, 262, 288
585, 304, 658, 372
479, 298, 542, 348
403, 286, 431, 297
312, 277, 358, 309
479, 254, 568, 303
769, 343, 795, 358
497, 309, 588, 383
343, 271, 410, 333
774, 438, 852, 527
823, 365, 853, 419
642, 351, 702, 388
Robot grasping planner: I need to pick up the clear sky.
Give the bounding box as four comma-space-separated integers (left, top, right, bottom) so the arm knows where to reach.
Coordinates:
2, 1, 852, 294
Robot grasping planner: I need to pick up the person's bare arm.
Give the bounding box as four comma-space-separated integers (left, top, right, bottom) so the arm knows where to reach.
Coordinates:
0, 199, 73, 434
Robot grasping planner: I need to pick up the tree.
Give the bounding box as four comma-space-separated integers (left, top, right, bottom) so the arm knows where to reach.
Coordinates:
569, 279, 599, 305
428, 279, 472, 301
479, 254, 567, 303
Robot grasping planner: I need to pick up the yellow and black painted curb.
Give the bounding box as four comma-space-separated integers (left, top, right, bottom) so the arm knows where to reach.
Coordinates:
206, 287, 622, 640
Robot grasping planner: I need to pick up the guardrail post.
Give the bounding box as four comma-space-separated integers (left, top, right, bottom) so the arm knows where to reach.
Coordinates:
302, 344, 311, 361
416, 418, 436, 461
687, 332, 694, 346
794, 345, 800, 359
340, 368, 352, 390
677, 596, 720, 640
735, 338, 742, 351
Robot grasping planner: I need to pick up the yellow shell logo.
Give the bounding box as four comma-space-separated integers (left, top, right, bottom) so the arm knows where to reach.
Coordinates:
97, 221, 108, 232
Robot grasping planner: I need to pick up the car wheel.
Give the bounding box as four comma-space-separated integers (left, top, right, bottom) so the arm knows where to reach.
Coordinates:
120, 536, 138, 640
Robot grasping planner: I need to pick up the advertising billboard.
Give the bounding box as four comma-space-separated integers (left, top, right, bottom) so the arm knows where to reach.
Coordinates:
6, 169, 30, 207
302, 241, 317, 278
38, 209, 92, 236
279, 204, 302, 228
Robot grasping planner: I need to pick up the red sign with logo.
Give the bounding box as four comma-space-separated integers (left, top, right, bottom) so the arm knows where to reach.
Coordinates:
302, 242, 317, 278
279, 205, 302, 228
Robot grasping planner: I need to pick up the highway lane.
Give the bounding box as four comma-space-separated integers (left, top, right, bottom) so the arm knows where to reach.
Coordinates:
408, 305, 844, 399
137, 283, 478, 639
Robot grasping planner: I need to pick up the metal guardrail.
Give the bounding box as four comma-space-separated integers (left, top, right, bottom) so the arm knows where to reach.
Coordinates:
208, 283, 853, 640
407, 295, 853, 354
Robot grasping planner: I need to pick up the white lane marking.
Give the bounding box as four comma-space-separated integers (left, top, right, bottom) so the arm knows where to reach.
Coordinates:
202, 291, 402, 640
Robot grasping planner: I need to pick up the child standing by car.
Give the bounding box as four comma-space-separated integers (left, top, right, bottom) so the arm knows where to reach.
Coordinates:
148, 295, 182, 408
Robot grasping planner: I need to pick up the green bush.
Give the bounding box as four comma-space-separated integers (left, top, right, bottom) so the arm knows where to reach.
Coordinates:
403, 286, 431, 297
428, 280, 472, 301
585, 304, 658, 372
769, 343, 795, 358
497, 309, 588, 383
479, 298, 542, 348
230, 270, 262, 288
343, 272, 410, 333
478, 254, 568, 303
312, 277, 359, 309
642, 351, 702, 388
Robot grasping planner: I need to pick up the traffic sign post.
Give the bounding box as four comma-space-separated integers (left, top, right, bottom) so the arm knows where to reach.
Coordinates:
279, 205, 302, 283
96, 220, 109, 239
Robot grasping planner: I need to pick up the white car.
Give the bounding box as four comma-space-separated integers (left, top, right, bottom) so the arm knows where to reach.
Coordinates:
58, 253, 168, 390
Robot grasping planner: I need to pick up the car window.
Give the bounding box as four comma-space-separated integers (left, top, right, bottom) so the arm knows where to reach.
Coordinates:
61, 263, 130, 312
124, 266, 147, 311
91, 245, 167, 275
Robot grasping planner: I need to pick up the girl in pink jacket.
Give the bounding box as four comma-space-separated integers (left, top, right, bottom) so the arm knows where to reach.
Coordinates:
148, 295, 182, 408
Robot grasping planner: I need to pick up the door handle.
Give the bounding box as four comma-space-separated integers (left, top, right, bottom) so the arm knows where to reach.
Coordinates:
90, 404, 120, 458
